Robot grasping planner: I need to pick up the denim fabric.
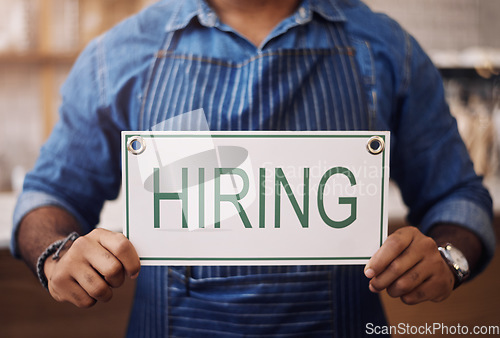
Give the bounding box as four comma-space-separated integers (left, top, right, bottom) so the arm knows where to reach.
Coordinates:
12, 0, 494, 336
127, 265, 389, 337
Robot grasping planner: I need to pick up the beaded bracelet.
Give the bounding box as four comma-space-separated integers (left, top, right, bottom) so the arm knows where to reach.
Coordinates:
36, 232, 79, 290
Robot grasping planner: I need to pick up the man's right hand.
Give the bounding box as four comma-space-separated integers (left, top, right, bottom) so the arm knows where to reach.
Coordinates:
44, 228, 140, 308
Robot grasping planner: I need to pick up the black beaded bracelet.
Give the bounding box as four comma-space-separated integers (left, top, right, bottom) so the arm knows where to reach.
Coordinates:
36, 232, 79, 290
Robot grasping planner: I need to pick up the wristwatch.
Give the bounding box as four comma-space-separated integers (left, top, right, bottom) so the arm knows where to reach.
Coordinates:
438, 243, 470, 289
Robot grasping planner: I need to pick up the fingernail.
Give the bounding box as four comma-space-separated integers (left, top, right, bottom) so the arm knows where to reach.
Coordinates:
131, 272, 139, 279
364, 268, 375, 279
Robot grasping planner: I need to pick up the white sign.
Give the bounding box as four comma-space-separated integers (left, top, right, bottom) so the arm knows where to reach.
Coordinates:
122, 131, 390, 266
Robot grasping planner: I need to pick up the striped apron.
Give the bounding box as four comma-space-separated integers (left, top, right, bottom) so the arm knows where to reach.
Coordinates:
127, 21, 388, 338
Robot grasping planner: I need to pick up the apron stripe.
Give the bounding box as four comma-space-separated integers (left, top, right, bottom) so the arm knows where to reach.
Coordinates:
315, 56, 332, 130
152, 57, 177, 126
226, 65, 242, 131
236, 64, 248, 131
337, 25, 369, 130
305, 53, 322, 130
216, 63, 232, 131
174, 58, 192, 125
327, 23, 357, 129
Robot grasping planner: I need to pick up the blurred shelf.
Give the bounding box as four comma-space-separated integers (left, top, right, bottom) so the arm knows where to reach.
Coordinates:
430, 48, 500, 77
0, 193, 18, 249
0, 52, 78, 64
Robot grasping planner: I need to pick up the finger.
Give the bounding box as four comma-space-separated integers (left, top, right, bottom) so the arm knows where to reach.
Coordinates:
49, 278, 97, 308
46, 252, 98, 308
369, 245, 423, 292
90, 229, 141, 279
365, 227, 416, 278
73, 265, 113, 303
385, 263, 431, 298
86, 244, 126, 288
96, 253, 126, 288
72, 234, 126, 288
400, 275, 453, 305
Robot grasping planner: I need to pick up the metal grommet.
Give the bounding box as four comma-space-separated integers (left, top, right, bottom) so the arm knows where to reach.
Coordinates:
367, 136, 384, 155
127, 136, 146, 155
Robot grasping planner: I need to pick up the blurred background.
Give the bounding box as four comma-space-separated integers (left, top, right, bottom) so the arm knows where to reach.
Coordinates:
0, 0, 499, 337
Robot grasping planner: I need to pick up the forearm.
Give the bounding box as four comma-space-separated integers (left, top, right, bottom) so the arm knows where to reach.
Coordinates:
16, 206, 83, 275
428, 223, 483, 276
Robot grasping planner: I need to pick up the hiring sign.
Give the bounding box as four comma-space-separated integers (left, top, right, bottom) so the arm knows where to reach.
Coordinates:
122, 131, 390, 266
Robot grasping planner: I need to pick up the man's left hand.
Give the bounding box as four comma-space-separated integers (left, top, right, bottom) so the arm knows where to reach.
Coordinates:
364, 226, 455, 305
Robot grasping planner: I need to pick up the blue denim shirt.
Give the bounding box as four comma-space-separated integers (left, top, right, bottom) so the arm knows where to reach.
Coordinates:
11, 0, 494, 336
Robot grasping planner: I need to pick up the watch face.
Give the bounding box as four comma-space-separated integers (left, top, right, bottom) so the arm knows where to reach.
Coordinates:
446, 245, 469, 272
439, 244, 470, 288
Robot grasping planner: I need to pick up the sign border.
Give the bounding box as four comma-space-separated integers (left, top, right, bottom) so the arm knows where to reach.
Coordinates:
123, 132, 389, 264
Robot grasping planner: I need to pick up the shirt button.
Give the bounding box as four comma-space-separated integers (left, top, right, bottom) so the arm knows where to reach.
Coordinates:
298, 7, 307, 18
206, 12, 216, 26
